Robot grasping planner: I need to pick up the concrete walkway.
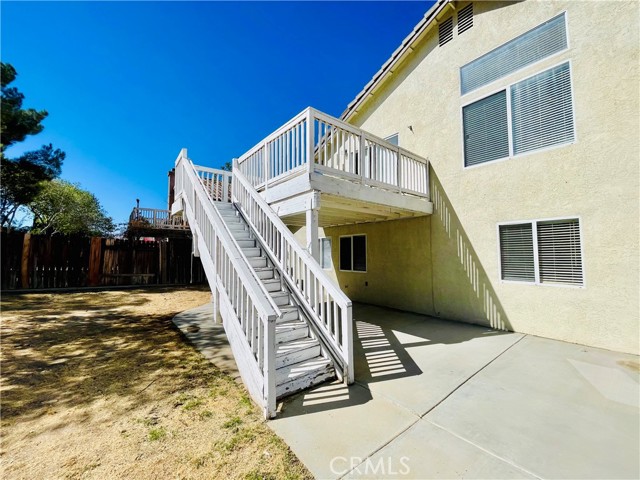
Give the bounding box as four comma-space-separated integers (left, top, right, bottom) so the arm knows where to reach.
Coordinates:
174, 303, 640, 479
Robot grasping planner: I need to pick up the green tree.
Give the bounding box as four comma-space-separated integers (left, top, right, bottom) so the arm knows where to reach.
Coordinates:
29, 180, 115, 236
1, 62, 65, 228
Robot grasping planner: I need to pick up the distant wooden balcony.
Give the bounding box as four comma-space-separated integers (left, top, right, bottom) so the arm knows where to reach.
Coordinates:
128, 207, 190, 237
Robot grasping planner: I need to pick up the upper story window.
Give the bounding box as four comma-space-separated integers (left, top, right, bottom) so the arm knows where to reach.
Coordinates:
463, 61, 575, 167
384, 133, 399, 146
460, 13, 568, 95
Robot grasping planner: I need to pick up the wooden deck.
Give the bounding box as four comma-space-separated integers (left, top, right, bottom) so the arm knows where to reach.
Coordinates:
235, 107, 433, 227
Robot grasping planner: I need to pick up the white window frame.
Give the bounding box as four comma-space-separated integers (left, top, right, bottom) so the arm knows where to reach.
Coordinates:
496, 216, 585, 288
460, 11, 571, 96
339, 234, 367, 273
384, 133, 399, 146
460, 59, 577, 170
319, 237, 332, 270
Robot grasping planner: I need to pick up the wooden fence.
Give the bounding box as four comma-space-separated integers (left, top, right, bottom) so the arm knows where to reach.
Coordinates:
1, 232, 204, 290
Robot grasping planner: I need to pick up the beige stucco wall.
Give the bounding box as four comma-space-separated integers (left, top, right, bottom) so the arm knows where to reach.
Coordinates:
341, 0, 639, 354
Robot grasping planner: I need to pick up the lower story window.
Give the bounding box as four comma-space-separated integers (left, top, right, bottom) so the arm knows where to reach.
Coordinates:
339, 235, 366, 272
319, 238, 332, 269
499, 218, 583, 286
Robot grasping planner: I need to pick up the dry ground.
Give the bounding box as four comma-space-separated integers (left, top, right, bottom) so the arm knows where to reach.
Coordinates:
0, 287, 311, 480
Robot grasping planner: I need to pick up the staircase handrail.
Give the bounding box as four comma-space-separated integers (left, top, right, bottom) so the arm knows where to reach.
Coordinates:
232, 165, 354, 383
174, 151, 280, 417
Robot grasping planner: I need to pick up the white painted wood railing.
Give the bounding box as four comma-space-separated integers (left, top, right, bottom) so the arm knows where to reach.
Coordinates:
173, 150, 280, 418
232, 165, 354, 383
236, 107, 430, 199
129, 207, 188, 229
193, 165, 233, 203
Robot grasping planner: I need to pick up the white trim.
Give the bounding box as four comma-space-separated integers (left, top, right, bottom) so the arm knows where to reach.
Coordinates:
338, 234, 367, 273
461, 59, 577, 170
460, 11, 570, 96
497, 215, 585, 289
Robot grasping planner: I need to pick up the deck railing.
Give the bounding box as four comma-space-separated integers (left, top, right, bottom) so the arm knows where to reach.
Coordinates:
236, 107, 430, 199
174, 150, 280, 418
193, 165, 233, 203
233, 165, 354, 383
129, 207, 189, 229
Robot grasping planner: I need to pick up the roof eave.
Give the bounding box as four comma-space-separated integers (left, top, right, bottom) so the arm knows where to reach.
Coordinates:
341, 0, 454, 122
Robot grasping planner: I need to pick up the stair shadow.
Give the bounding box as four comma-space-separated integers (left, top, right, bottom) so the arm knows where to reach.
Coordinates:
279, 302, 511, 416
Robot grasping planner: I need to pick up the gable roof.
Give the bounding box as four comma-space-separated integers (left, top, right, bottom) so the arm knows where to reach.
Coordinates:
341, 0, 453, 121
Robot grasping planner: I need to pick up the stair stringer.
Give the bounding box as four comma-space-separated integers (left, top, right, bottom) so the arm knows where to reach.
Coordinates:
177, 193, 279, 418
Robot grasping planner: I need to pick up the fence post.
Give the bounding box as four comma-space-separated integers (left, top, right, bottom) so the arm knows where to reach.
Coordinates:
88, 237, 102, 286
20, 233, 31, 289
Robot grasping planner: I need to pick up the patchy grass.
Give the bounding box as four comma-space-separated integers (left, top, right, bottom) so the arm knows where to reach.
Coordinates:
1, 287, 311, 480
148, 427, 167, 442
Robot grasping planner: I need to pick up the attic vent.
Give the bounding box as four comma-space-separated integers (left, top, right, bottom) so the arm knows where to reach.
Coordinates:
439, 17, 454, 46
458, 4, 473, 34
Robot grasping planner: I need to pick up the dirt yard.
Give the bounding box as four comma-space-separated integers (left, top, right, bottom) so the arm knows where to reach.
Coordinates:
0, 287, 311, 479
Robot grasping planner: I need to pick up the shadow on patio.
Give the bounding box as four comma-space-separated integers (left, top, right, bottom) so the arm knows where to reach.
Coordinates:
279, 302, 512, 417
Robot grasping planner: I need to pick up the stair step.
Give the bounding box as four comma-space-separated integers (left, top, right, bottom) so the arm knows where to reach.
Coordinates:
278, 306, 300, 323
254, 267, 275, 280
236, 239, 256, 248
248, 256, 267, 268
242, 247, 262, 258
276, 320, 308, 343
227, 223, 247, 232
270, 291, 290, 307
231, 230, 252, 240
275, 357, 335, 399
276, 338, 321, 369
262, 278, 282, 293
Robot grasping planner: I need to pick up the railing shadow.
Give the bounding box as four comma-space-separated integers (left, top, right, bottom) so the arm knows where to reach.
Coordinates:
278, 302, 510, 417
430, 169, 512, 331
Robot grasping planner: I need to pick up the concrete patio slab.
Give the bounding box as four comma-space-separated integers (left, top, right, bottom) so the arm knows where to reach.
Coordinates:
172, 303, 240, 379
353, 304, 525, 416
427, 334, 640, 480
174, 302, 640, 479
344, 420, 536, 479
269, 381, 419, 480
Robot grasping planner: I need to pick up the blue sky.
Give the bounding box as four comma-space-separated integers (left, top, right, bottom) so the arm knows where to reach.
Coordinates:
2, 1, 431, 225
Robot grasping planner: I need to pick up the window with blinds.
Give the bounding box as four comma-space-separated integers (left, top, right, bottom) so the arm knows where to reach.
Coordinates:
458, 3, 473, 35
511, 62, 575, 154
499, 218, 583, 286
460, 13, 568, 94
439, 17, 454, 47
463, 91, 509, 166
463, 62, 574, 166
499, 224, 535, 282
537, 219, 583, 285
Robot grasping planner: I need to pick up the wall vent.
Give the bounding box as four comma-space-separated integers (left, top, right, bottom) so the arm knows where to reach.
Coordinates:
439, 17, 454, 46
458, 3, 473, 34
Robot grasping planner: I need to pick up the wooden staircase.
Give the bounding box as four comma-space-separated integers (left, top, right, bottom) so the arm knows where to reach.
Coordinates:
215, 202, 336, 398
